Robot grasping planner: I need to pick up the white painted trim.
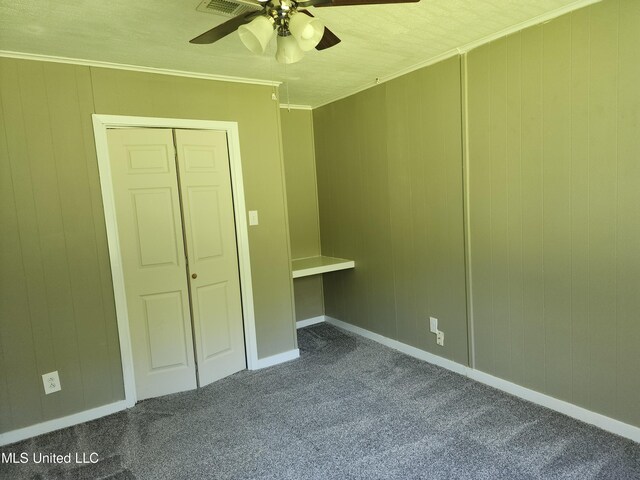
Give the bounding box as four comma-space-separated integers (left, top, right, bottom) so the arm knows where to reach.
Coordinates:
92, 114, 260, 408
0, 50, 280, 87
460, 53, 476, 369
292, 259, 355, 278
1, 0, 599, 110
92, 117, 138, 407
325, 317, 468, 375
312, 0, 601, 109
456, 0, 602, 54
467, 370, 640, 444
253, 349, 300, 369
312, 50, 459, 110
279, 104, 313, 111
296, 315, 326, 329
225, 120, 261, 373
0, 401, 128, 446
325, 316, 640, 444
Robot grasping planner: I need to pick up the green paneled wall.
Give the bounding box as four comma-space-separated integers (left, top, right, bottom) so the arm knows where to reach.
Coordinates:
0, 61, 123, 433
0, 58, 296, 434
313, 0, 639, 429
280, 109, 321, 260
280, 109, 324, 321
467, 0, 640, 426
313, 57, 469, 365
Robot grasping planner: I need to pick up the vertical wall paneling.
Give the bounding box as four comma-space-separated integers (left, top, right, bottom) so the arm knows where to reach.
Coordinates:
292, 276, 324, 321
280, 109, 324, 321
460, 53, 476, 369
442, 59, 469, 366
615, 0, 640, 429
542, 15, 573, 402
505, 33, 525, 385
0, 59, 123, 430
280, 109, 321, 260
315, 0, 638, 430
46, 63, 116, 409
466, 44, 494, 374
586, 0, 619, 419
489, 37, 511, 382
314, 57, 469, 365
4, 61, 66, 423
313, 105, 346, 322
467, 0, 639, 424
0, 71, 41, 431
568, 5, 592, 414
519, 25, 546, 394
359, 86, 396, 339
1, 58, 297, 434
386, 74, 415, 345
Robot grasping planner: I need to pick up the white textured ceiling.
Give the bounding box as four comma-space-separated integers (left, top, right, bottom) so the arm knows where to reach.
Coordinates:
0, 0, 595, 107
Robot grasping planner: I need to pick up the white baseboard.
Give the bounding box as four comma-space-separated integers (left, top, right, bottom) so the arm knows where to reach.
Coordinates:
467, 370, 640, 443
0, 400, 130, 447
5, 317, 638, 446
325, 316, 640, 444
325, 317, 468, 375
253, 348, 300, 370
296, 315, 326, 329
2, 348, 302, 444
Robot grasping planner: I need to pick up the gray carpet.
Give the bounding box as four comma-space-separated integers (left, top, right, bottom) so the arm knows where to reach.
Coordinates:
2, 323, 639, 480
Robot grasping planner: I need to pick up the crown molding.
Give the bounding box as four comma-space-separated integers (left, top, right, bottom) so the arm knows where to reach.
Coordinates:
0, 50, 281, 87
312, 0, 601, 109
312, 48, 459, 110
457, 0, 601, 54
1, 0, 601, 108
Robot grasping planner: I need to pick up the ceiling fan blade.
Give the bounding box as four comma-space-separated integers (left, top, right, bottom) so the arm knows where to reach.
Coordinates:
315, 26, 341, 50
189, 10, 262, 44
300, 0, 418, 6
299, 10, 342, 50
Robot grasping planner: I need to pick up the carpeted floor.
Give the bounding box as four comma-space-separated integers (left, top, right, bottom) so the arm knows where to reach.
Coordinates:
2, 323, 639, 479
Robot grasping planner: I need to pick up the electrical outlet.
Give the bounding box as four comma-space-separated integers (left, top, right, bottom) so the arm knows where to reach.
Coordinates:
248, 210, 259, 226
436, 331, 444, 346
429, 316, 438, 333
42, 371, 61, 395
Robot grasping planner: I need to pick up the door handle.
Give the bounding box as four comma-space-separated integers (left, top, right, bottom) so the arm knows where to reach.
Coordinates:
191, 273, 198, 279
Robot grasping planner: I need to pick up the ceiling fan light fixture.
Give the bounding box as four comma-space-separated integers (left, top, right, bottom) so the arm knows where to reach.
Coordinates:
288, 12, 325, 51
275, 33, 304, 64
238, 15, 275, 54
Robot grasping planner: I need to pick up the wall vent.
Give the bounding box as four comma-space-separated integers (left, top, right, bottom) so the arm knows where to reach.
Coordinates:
196, 0, 261, 18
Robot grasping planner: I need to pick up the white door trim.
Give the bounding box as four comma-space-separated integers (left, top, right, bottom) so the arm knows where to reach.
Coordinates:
92, 114, 259, 407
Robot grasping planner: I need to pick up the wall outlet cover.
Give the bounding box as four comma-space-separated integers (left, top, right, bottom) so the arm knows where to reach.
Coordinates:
436, 331, 444, 346
42, 371, 61, 394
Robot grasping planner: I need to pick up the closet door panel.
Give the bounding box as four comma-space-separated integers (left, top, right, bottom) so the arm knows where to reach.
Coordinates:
107, 128, 197, 400
175, 129, 246, 387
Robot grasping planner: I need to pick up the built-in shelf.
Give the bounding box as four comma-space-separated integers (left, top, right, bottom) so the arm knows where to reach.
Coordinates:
291, 256, 355, 279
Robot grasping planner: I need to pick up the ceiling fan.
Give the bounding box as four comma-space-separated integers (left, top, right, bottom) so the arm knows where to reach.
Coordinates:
190, 0, 420, 64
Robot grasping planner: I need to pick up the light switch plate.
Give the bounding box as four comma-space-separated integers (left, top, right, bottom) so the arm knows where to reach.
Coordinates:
429, 317, 438, 333
248, 210, 259, 226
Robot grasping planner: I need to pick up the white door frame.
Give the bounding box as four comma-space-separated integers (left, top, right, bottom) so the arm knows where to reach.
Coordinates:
92, 114, 259, 407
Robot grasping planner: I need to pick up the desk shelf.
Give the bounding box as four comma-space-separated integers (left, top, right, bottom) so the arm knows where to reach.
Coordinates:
292, 256, 355, 279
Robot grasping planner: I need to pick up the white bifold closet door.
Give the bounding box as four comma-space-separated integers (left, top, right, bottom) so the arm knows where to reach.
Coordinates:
107, 128, 246, 401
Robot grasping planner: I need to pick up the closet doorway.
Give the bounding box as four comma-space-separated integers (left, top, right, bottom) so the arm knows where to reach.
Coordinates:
93, 116, 258, 405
